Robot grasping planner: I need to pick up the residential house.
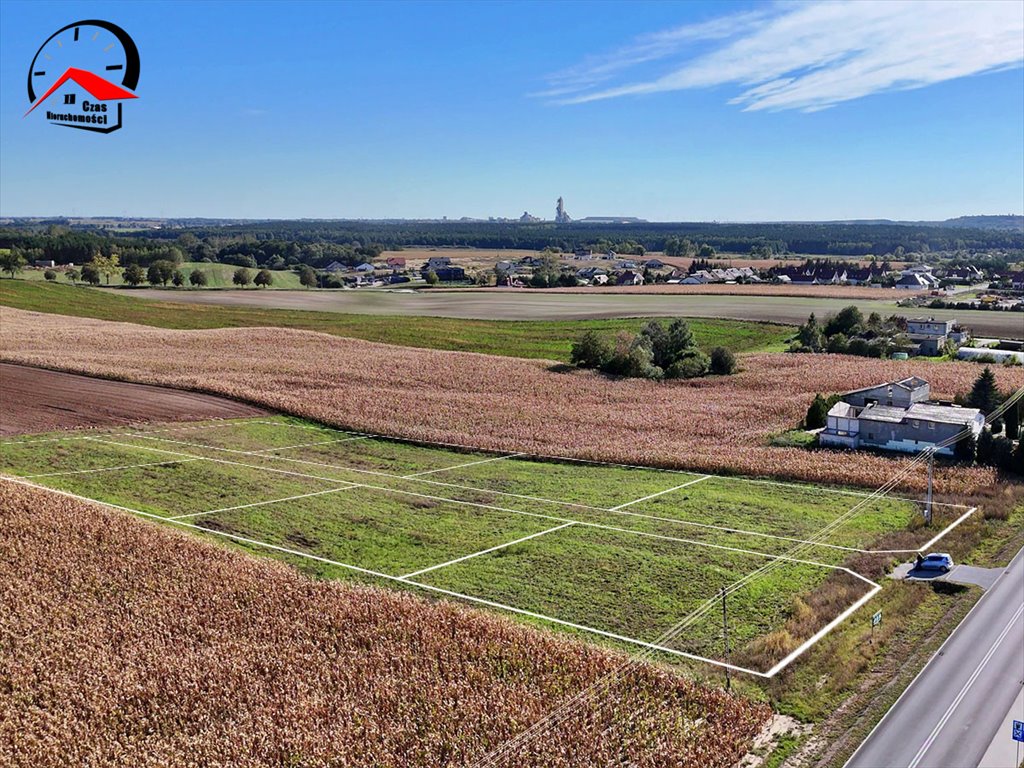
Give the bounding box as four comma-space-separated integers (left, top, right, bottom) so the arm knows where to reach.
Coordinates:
895, 273, 933, 290
898, 264, 940, 290
324, 261, 347, 273
616, 270, 644, 286
819, 377, 983, 456
354, 263, 376, 273
943, 265, 983, 283
433, 266, 466, 282
643, 258, 667, 270
906, 317, 956, 356
424, 256, 452, 271
386, 257, 406, 270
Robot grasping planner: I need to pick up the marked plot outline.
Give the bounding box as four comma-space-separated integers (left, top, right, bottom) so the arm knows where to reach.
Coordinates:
0, 415, 973, 677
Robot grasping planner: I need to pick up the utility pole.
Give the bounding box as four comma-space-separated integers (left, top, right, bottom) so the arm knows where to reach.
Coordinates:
925, 448, 934, 526
721, 586, 731, 692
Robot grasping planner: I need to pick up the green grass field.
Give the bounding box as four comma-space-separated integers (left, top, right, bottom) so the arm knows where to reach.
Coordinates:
17, 262, 304, 289
0, 280, 795, 360
2, 416, 960, 674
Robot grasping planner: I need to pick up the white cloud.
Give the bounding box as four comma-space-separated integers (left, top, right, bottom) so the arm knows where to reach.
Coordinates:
545, 1, 1024, 112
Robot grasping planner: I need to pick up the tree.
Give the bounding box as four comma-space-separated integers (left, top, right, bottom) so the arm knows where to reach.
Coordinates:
666, 318, 695, 358
666, 350, 710, 380
425, 269, 439, 286
696, 243, 716, 259
976, 429, 994, 465
1005, 398, 1020, 440
80, 263, 101, 285
122, 264, 145, 286
954, 433, 976, 464
805, 394, 829, 429
0, 249, 27, 278
171, 270, 185, 287
147, 260, 175, 286
797, 313, 823, 351
826, 333, 849, 353
232, 268, 252, 287
254, 269, 273, 288
90, 253, 120, 285
824, 305, 863, 338
570, 331, 613, 370
709, 347, 736, 375
967, 367, 1001, 414
299, 265, 317, 289
640, 320, 671, 369
189, 269, 208, 287
65, 268, 80, 284
43, 269, 57, 282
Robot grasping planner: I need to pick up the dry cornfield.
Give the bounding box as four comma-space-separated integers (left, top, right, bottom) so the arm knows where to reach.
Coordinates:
2, 306, 1021, 494
0, 481, 770, 767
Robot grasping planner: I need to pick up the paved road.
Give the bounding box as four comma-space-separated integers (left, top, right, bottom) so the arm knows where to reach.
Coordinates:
121, 288, 1024, 339
847, 546, 1024, 768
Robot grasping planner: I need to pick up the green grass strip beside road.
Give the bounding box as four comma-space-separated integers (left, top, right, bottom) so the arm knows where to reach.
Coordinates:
0, 279, 794, 361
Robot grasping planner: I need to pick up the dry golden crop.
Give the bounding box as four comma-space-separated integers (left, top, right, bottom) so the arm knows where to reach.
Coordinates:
2, 306, 1021, 493
0, 481, 769, 767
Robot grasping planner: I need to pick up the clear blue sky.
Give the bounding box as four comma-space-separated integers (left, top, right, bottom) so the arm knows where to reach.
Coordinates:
1, 0, 1022, 221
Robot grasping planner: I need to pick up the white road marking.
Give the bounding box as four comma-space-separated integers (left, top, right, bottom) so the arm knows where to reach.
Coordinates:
399, 522, 576, 579
906, 602, 1024, 768
168, 485, 363, 520
608, 475, 711, 511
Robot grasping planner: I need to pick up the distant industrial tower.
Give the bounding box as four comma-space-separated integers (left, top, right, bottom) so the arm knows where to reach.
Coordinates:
555, 196, 571, 223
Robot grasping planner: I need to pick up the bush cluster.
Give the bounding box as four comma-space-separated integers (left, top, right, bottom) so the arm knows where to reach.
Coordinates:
571, 319, 736, 381
790, 306, 914, 358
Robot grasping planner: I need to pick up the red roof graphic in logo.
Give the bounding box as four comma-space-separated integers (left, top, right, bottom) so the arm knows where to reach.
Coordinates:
25, 67, 137, 116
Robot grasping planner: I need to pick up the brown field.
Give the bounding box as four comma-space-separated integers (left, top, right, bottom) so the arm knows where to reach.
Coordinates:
0, 481, 768, 767
450, 284, 904, 300
3, 307, 1020, 493
0, 363, 265, 436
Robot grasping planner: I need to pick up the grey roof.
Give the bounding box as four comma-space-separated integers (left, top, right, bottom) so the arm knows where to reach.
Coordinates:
905, 403, 982, 426
827, 401, 857, 418
843, 376, 928, 398
858, 404, 907, 423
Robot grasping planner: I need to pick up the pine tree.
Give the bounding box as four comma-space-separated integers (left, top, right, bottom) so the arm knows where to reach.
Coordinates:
805, 394, 829, 430
967, 367, 1001, 414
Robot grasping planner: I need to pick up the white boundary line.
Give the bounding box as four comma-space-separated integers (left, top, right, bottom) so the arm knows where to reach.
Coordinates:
245, 419, 967, 509
399, 522, 577, 579
248, 436, 369, 454
402, 452, 523, 478
53, 430, 969, 557
2, 416, 971, 510
169, 485, 363, 520
609, 475, 711, 511
23, 458, 202, 478
74, 436, 861, 570
1, 474, 861, 679
0, 418, 268, 446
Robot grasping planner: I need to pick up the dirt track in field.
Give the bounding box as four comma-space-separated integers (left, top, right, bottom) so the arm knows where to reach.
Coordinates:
0, 363, 266, 436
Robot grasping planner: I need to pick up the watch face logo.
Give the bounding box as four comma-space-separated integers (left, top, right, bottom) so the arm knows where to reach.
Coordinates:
25, 20, 140, 134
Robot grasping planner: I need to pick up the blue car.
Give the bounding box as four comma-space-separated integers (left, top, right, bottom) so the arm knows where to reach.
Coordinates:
917, 553, 954, 573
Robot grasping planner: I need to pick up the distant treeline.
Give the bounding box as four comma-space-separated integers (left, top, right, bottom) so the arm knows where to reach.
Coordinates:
1, 220, 1021, 269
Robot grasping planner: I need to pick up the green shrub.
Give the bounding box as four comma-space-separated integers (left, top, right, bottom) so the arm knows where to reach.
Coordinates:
709, 346, 736, 375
